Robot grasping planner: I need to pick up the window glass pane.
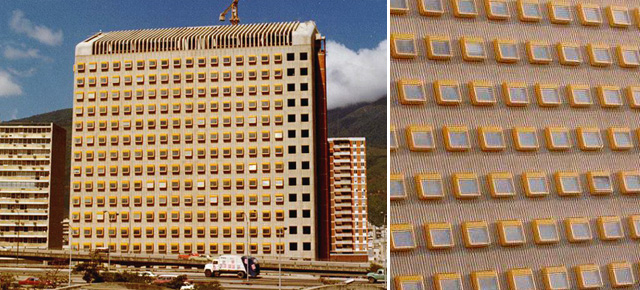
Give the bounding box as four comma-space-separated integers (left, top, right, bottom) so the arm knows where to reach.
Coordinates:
625, 175, 640, 190
613, 10, 630, 24
404, 84, 425, 101
604, 221, 622, 237
431, 229, 452, 245
584, 7, 600, 22
441, 86, 460, 101
393, 230, 414, 247
515, 275, 535, 290
542, 88, 560, 103
469, 227, 490, 244
450, 132, 469, 147
391, 0, 407, 9
604, 90, 622, 104
552, 131, 569, 147
574, 89, 591, 103
479, 276, 499, 290
500, 44, 518, 58
504, 225, 524, 242
615, 268, 633, 284
528, 177, 547, 193
390, 131, 398, 148
583, 132, 602, 147
539, 224, 558, 240
422, 179, 443, 196
459, 0, 476, 13
533, 46, 550, 59
494, 179, 514, 194
594, 49, 611, 62
390, 180, 405, 197
459, 179, 478, 194
561, 177, 580, 192
563, 47, 580, 61
396, 39, 415, 54
554, 6, 571, 19
519, 132, 537, 147
475, 87, 495, 102
549, 272, 569, 288
623, 50, 640, 64
441, 279, 462, 290
572, 223, 590, 238
523, 3, 540, 17
592, 176, 611, 190
466, 42, 485, 57
400, 281, 423, 290
432, 40, 451, 55
509, 87, 527, 102
413, 131, 433, 147
485, 132, 503, 147
490, 2, 508, 15
424, 0, 443, 11
582, 270, 602, 286
632, 90, 640, 104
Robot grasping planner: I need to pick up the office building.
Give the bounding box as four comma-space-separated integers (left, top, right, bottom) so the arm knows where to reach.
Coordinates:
391, 0, 640, 289
70, 21, 330, 260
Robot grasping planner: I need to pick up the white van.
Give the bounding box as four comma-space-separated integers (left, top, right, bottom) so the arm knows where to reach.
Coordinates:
204, 255, 260, 278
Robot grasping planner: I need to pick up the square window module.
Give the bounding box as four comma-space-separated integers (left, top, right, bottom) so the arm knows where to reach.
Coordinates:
532, 218, 559, 244
426, 36, 452, 60
415, 173, 444, 199
549, 2, 572, 24
587, 171, 613, 195
390, 224, 417, 251
518, 0, 541, 21
578, 3, 602, 26
575, 265, 603, 289
608, 262, 635, 287
512, 127, 539, 151
494, 39, 519, 63
544, 127, 571, 150
526, 41, 552, 64
566, 84, 593, 107
469, 81, 496, 105
597, 86, 623, 108
424, 223, 454, 249
434, 80, 462, 105
554, 172, 582, 196
478, 126, 505, 151
460, 37, 486, 61
626, 86, 640, 108
618, 171, 640, 194
497, 220, 525, 246
607, 6, 631, 28
597, 216, 624, 240
453, 173, 480, 198
391, 34, 417, 59
535, 84, 562, 106
629, 215, 640, 238
502, 82, 529, 106
390, 0, 409, 14
522, 172, 549, 197
433, 273, 463, 290
507, 268, 536, 290
395, 276, 425, 290
577, 127, 603, 150
587, 44, 612, 66
390, 174, 407, 200
488, 172, 515, 197
452, 0, 478, 18
607, 127, 633, 150
398, 80, 427, 105
462, 221, 491, 247
471, 271, 500, 290
564, 217, 592, 242
419, 0, 444, 16
557, 43, 582, 65
543, 267, 570, 290
485, 0, 510, 20
617, 46, 640, 67
407, 126, 435, 151
391, 126, 399, 151
443, 126, 470, 151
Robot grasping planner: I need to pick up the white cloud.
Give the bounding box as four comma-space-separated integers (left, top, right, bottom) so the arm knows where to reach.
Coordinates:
3, 45, 48, 60
0, 70, 23, 97
9, 109, 18, 121
9, 10, 63, 46
326, 40, 387, 109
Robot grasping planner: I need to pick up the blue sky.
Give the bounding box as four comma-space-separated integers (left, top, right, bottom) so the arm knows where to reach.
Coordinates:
0, 0, 387, 121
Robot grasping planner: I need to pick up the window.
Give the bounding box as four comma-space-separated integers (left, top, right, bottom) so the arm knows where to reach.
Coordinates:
406, 126, 435, 151
587, 44, 612, 66
629, 215, 640, 239
566, 84, 593, 107
469, 81, 496, 105
462, 221, 490, 247
557, 43, 582, 65
596, 216, 624, 240
478, 126, 505, 151
497, 220, 525, 246
608, 262, 635, 287
390, 224, 416, 251
502, 82, 529, 106
597, 86, 623, 107
390, 0, 409, 14
424, 222, 454, 249
493, 39, 519, 63
607, 6, 631, 28
471, 271, 500, 290
617, 46, 640, 67
522, 172, 549, 197
607, 127, 633, 150
390, 174, 407, 200
418, 0, 445, 15
544, 127, 571, 150
488, 172, 515, 197
395, 276, 425, 290
526, 41, 552, 64
542, 266, 570, 290
587, 171, 613, 195
507, 268, 536, 290
626, 86, 640, 108
391, 34, 417, 59
390, 126, 398, 151
517, 0, 541, 22
452, 0, 477, 18
460, 37, 486, 61
433, 273, 463, 290
434, 80, 462, 105
512, 127, 538, 151
578, 3, 602, 26
575, 264, 603, 289
535, 84, 562, 106
397, 80, 427, 105
415, 173, 444, 199
443, 126, 470, 151
453, 173, 480, 198
577, 127, 603, 150
425, 36, 452, 60
554, 172, 582, 196
549, 2, 572, 24
564, 217, 592, 242
618, 171, 640, 194
485, 0, 510, 20
532, 218, 559, 244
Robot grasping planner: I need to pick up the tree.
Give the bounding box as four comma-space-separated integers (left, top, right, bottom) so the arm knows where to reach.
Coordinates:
72, 251, 105, 283
165, 275, 188, 289
368, 262, 383, 273
0, 273, 15, 290
195, 281, 223, 290
36, 267, 68, 289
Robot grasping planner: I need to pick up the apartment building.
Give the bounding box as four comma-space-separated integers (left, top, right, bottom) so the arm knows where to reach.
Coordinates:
0, 123, 65, 249
70, 21, 330, 260
328, 137, 367, 262
391, 0, 640, 289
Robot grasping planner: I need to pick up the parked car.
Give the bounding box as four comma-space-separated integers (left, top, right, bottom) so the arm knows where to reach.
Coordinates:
189, 254, 214, 262
180, 282, 195, 290
204, 255, 260, 278
153, 275, 178, 285
19, 277, 51, 287
138, 271, 157, 277
367, 268, 386, 283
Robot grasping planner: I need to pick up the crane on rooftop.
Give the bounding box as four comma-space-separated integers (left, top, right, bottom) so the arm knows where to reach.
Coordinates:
219, 0, 240, 25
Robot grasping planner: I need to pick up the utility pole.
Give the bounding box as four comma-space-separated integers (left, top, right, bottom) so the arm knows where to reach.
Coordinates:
278, 227, 287, 290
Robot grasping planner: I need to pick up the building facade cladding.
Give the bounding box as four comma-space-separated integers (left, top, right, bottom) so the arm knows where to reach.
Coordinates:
0, 123, 65, 249
392, 0, 640, 289
328, 137, 368, 262
70, 21, 329, 260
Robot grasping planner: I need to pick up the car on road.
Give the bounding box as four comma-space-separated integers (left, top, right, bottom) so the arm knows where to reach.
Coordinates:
180, 282, 195, 290
189, 254, 214, 262
153, 275, 178, 285
204, 255, 260, 278
366, 268, 386, 283
18, 277, 51, 287
138, 271, 157, 278
178, 253, 199, 260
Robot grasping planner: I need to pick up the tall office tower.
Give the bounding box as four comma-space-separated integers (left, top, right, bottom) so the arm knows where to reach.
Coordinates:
0, 123, 66, 249
71, 21, 330, 260
391, 0, 640, 289
328, 137, 368, 262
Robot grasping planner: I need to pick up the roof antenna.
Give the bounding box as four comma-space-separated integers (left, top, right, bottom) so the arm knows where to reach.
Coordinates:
219, 0, 240, 25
